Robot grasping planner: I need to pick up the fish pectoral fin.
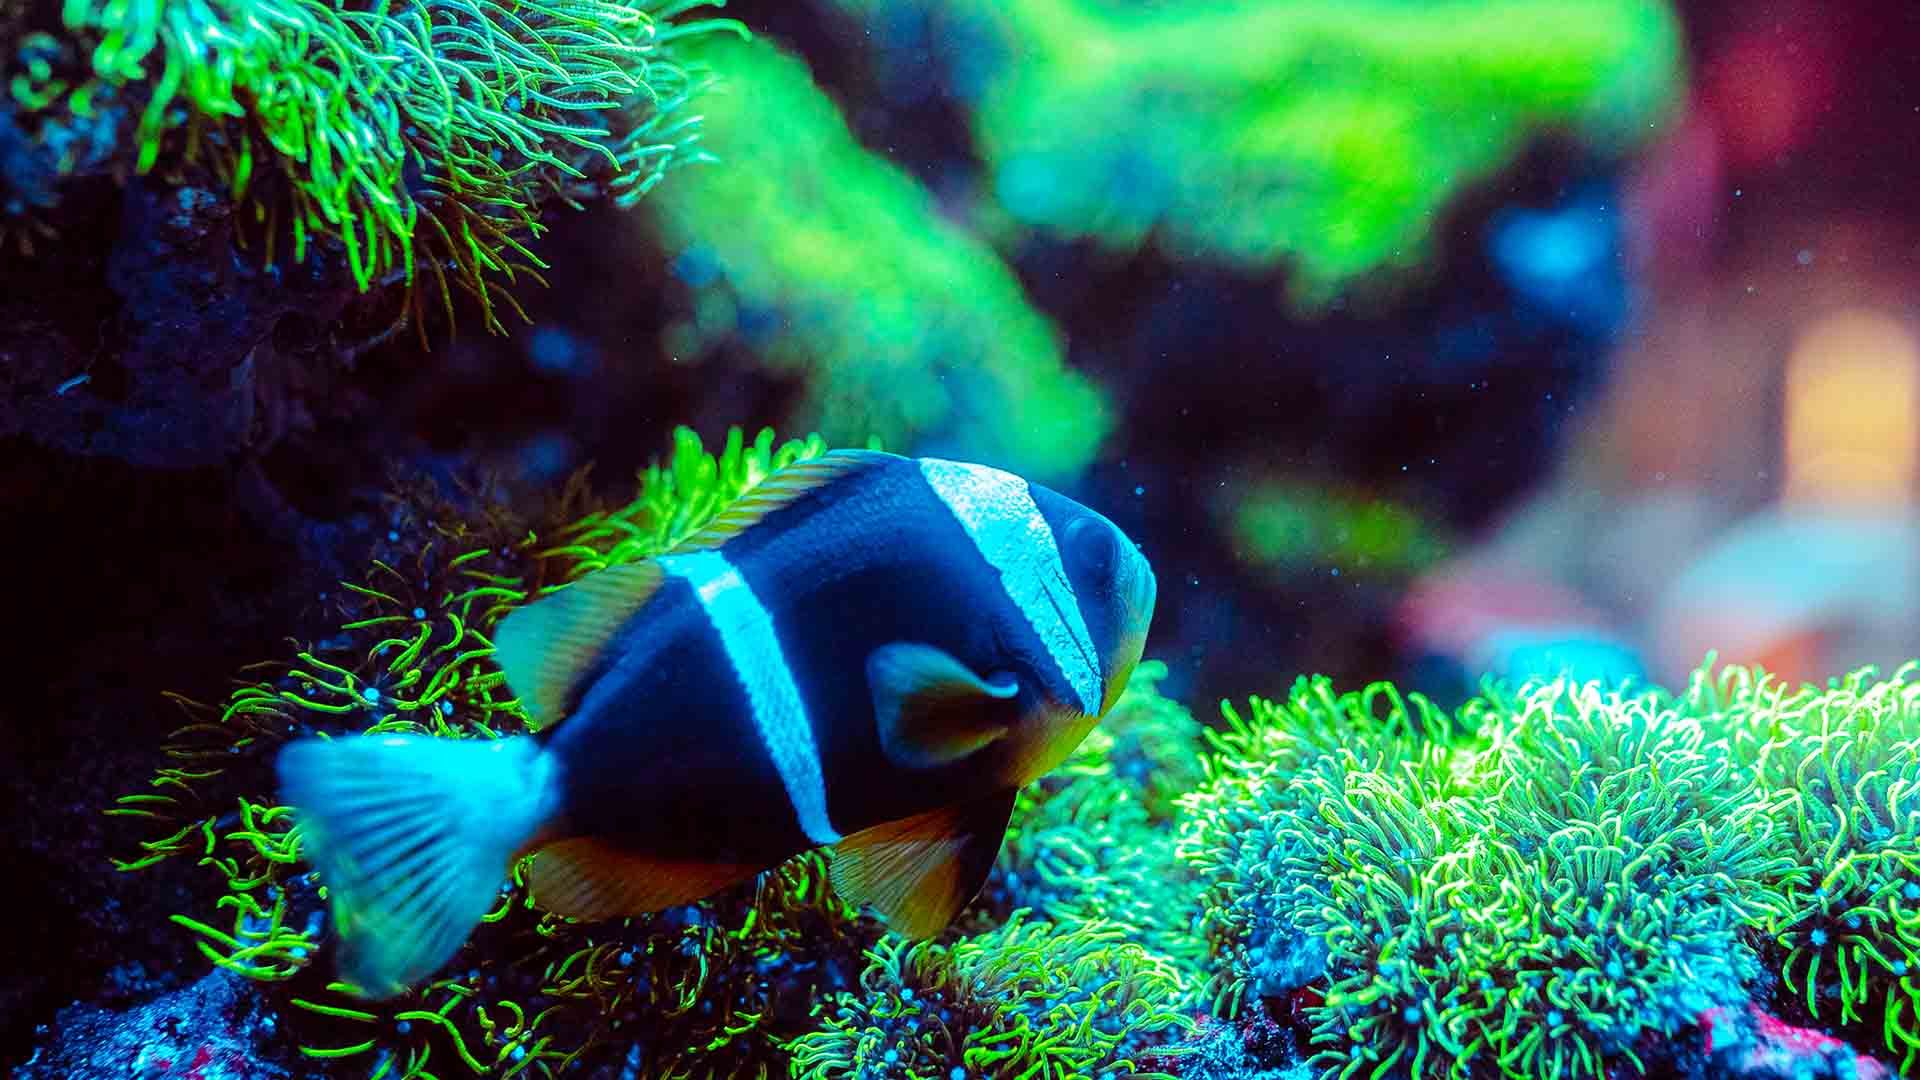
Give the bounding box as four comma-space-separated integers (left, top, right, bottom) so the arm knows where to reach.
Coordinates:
868, 642, 1021, 770
528, 838, 760, 922
492, 561, 666, 726
828, 787, 1018, 939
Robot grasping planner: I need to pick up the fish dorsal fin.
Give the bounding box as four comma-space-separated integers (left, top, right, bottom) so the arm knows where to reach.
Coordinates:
830, 788, 1018, 939
492, 561, 665, 726
676, 449, 894, 554
868, 642, 1022, 770
528, 838, 761, 921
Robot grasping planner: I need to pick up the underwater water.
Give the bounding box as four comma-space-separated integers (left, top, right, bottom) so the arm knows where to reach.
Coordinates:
5, 0, 1920, 1077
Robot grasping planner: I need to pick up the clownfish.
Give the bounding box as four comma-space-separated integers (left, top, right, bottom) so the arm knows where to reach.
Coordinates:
277, 449, 1158, 998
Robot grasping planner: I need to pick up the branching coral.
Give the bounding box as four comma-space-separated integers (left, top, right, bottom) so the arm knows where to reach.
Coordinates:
3, 0, 730, 333
789, 911, 1195, 1080
641, 34, 1110, 483
107, 425, 877, 1078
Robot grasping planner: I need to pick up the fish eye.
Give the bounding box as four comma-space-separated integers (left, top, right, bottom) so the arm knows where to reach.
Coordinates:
1065, 516, 1117, 581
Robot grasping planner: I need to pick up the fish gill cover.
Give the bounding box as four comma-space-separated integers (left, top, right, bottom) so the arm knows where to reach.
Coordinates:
95, 423, 1920, 1079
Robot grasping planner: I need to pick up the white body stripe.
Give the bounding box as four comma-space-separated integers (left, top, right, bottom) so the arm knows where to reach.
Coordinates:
918, 459, 1103, 713
657, 550, 842, 846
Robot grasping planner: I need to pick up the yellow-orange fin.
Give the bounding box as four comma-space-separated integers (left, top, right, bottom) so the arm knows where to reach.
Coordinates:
527, 838, 761, 921
492, 561, 664, 725
676, 449, 895, 553
1003, 704, 1099, 789
829, 788, 1017, 939
867, 642, 1021, 769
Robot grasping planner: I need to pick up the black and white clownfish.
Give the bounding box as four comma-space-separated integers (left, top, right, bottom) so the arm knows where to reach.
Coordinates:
277, 449, 1158, 998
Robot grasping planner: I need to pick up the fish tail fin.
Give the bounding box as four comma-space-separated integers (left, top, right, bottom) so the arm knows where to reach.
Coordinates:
276, 733, 562, 999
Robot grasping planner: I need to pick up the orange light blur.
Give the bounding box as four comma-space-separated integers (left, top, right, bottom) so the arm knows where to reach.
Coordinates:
1782, 308, 1920, 506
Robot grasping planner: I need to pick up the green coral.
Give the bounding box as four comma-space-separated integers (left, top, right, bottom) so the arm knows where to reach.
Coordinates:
789, 911, 1195, 1080
4, 0, 730, 333
830, 0, 1681, 310
1177, 678, 1450, 1018
984, 660, 1210, 968
1224, 480, 1452, 582
108, 425, 876, 1078
1704, 662, 1920, 1071
1180, 672, 1798, 1080
643, 33, 1110, 482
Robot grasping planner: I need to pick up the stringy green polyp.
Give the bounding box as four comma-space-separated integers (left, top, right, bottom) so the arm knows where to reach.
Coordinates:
14, 0, 730, 331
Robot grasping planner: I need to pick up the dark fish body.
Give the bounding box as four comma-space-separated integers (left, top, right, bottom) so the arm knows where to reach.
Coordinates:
545, 452, 1120, 862
276, 449, 1157, 998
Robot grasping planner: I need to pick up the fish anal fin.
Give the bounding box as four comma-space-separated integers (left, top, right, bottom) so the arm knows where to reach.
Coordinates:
528, 838, 761, 922
493, 561, 665, 725
676, 450, 893, 553
869, 642, 1021, 770
829, 788, 1017, 939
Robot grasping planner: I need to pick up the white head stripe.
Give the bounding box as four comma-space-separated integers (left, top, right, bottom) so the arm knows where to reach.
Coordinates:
918, 459, 1102, 713
657, 550, 842, 846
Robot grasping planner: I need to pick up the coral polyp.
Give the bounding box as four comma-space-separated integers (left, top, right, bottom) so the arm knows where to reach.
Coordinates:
788, 911, 1195, 1080
4, 0, 731, 333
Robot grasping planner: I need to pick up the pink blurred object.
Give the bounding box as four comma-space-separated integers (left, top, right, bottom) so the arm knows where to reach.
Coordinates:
1397, 562, 1615, 658
1646, 505, 1920, 687
1700, 1003, 1891, 1079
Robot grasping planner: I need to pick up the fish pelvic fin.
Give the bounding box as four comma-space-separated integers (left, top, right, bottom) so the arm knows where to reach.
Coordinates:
829, 787, 1017, 939
276, 733, 562, 1000
527, 839, 762, 921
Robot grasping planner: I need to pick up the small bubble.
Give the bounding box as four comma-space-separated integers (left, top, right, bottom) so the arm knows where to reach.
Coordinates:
362, 687, 380, 703
440, 700, 454, 716
412, 607, 427, 619
396, 1020, 412, 1035
388, 530, 400, 542
1133, 485, 1145, 496
1796, 249, 1815, 266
